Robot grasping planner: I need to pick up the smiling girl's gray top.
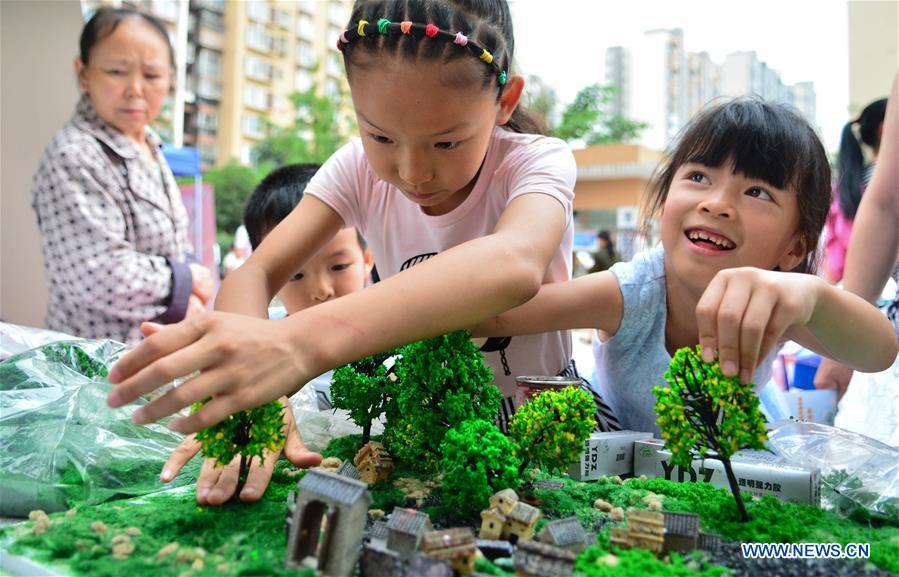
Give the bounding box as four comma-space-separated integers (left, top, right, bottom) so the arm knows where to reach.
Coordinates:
592, 244, 773, 435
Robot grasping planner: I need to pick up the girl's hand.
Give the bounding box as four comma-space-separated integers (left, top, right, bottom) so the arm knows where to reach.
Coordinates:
696, 268, 819, 383
108, 313, 312, 434
185, 294, 207, 318
160, 401, 322, 504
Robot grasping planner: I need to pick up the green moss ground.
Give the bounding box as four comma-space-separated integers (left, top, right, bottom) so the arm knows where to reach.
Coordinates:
2, 434, 897, 576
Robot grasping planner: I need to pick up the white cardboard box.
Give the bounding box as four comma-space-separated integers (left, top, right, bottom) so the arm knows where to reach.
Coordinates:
567, 430, 654, 481
633, 439, 820, 505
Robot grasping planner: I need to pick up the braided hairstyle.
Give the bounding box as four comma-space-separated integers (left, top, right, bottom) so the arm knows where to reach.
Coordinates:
340, 0, 544, 134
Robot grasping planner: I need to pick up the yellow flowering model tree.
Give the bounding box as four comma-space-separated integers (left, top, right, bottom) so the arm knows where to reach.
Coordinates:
192, 400, 285, 497
653, 346, 768, 522
508, 385, 596, 475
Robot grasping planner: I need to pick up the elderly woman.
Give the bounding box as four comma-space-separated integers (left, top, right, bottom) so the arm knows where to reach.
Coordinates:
32, 7, 212, 344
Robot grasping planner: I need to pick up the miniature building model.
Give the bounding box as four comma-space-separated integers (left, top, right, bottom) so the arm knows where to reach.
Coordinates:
537, 516, 589, 553
336, 460, 361, 481
386, 507, 433, 559
420, 527, 477, 575
286, 469, 372, 577
609, 508, 721, 557
354, 441, 394, 485
479, 489, 542, 543
513, 539, 576, 577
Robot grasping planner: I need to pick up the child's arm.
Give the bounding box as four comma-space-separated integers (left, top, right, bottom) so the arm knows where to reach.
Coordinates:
471, 270, 624, 337
696, 268, 898, 384
107, 193, 568, 433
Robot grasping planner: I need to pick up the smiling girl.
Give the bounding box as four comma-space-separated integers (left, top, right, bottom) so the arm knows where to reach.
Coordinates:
473, 99, 898, 433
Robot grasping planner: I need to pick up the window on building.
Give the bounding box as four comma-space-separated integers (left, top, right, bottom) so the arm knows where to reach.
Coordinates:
242, 115, 266, 138
297, 13, 315, 40
243, 85, 270, 110
326, 52, 343, 76
295, 70, 313, 93
198, 78, 222, 100
204, 11, 224, 34
296, 40, 316, 68
246, 1, 270, 23
274, 8, 291, 29
325, 78, 341, 100
328, 1, 346, 25
198, 142, 217, 166
198, 49, 221, 78
245, 24, 271, 53
244, 55, 272, 81
197, 111, 219, 132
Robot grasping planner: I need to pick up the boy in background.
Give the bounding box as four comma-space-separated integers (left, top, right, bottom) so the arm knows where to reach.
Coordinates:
160, 163, 373, 505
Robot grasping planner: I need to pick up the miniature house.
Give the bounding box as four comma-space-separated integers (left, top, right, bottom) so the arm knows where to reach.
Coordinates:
513, 539, 576, 577
479, 507, 506, 540
286, 469, 372, 577
385, 507, 432, 559
354, 441, 394, 485
479, 489, 541, 543
537, 516, 590, 553
609, 508, 722, 557
420, 527, 477, 575
336, 460, 361, 481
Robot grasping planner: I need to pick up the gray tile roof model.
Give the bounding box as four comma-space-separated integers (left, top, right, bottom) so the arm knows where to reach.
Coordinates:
387, 508, 432, 535
540, 517, 586, 546
507, 502, 541, 525
516, 539, 577, 561
664, 511, 700, 537
337, 460, 361, 480
297, 469, 370, 505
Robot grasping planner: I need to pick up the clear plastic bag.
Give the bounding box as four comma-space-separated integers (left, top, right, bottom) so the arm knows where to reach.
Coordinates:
0, 338, 198, 517
767, 420, 899, 523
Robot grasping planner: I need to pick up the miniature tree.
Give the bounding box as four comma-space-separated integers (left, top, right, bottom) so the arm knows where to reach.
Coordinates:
192, 399, 285, 495
508, 385, 596, 475
439, 418, 522, 516
385, 330, 501, 472
330, 348, 400, 444
653, 345, 768, 522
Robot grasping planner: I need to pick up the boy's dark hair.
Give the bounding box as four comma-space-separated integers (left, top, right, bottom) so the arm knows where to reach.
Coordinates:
244, 163, 368, 252
642, 98, 831, 275
341, 0, 544, 135
244, 164, 320, 250
80, 7, 174, 67
837, 97, 887, 219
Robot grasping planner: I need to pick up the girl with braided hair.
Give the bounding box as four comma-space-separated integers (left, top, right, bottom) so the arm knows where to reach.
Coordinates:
107, 0, 620, 435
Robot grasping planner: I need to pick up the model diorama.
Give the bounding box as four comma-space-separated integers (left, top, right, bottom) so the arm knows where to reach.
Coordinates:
2, 333, 898, 577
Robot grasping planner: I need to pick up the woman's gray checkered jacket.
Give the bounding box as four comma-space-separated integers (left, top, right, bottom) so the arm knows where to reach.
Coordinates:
31, 95, 194, 344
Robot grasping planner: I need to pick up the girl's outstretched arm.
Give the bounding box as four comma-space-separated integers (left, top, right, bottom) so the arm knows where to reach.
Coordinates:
695, 268, 897, 384
471, 270, 624, 337
107, 192, 567, 433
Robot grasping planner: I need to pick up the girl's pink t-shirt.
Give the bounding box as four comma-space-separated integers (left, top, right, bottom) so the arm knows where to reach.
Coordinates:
305, 126, 576, 398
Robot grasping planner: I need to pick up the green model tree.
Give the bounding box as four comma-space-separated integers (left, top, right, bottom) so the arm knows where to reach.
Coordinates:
439, 418, 522, 516
330, 349, 400, 444
508, 385, 596, 475
653, 346, 768, 522
192, 399, 285, 495
385, 330, 501, 472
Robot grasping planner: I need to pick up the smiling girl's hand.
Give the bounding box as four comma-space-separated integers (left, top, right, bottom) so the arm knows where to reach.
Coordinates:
696, 267, 819, 383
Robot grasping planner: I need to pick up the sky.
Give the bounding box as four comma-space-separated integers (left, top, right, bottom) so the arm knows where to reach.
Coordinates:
510, 0, 850, 152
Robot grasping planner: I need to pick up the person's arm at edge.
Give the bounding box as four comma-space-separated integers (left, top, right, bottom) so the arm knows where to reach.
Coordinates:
787, 277, 898, 372
841, 73, 899, 302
